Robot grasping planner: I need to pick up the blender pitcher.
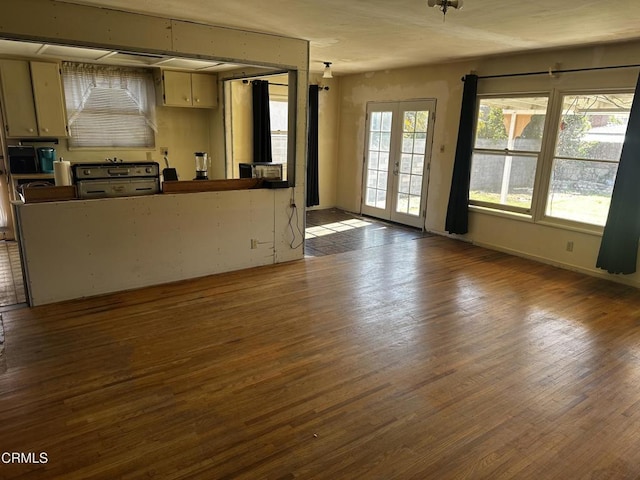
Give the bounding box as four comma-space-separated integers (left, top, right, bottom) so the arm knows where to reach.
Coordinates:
194, 152, 209, 180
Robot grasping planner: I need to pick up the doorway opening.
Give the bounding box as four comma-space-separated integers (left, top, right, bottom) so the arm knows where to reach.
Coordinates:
0, 240, 26, 306
361, 99, 436, 229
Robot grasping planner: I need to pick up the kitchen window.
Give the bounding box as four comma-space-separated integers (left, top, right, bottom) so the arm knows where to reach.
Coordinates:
469, 89, 635, 228
270, 99, 288, 164
62, 62, 157, 148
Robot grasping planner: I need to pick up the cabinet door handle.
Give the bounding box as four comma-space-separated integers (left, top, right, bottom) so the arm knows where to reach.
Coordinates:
43, 127, 49, 133
194, 98, 200, 103
28, 128, 34, 133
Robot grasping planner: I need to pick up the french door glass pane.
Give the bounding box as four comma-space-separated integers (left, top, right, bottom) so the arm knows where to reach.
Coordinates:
367, 170, 378, 188
378, 152, 389, 172
409, 195, 421, 215
365, 111, 393, 208
381, 112, 392, 131
395, 110, 428, 216
400, 154, 412, 173
368, 152, 379, 170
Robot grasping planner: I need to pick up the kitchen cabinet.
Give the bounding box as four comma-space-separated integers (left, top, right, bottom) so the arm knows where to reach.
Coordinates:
0, 59, 68, 138
159, 70, 217, 108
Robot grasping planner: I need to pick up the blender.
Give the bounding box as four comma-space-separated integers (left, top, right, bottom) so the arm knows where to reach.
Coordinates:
194, 152, 209, 180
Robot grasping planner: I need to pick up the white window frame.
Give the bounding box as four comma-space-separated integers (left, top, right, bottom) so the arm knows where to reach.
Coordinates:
470, 93, 551, 216
469, 87, 635, 233
62, 62, 157, 149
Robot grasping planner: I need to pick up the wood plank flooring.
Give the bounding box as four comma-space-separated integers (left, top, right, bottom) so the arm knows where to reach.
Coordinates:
1, 235, 640, 479
305, 208, 429, 257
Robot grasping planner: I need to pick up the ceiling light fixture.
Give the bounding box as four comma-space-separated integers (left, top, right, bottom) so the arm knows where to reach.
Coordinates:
322, 62, 333, 79
427, 0, 463, 19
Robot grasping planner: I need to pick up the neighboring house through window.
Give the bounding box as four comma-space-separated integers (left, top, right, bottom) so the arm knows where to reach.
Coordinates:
469, 90, 634, 228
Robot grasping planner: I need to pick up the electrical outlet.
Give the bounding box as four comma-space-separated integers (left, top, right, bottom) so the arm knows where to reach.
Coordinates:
251, 239, 258, 249
566, 241, 574, 252
160, 147, 169, 157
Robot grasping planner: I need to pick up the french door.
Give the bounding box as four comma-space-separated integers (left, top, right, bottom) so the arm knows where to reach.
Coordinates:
361, 100, 436, 229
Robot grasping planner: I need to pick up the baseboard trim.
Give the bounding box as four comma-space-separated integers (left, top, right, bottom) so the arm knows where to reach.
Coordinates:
424, 229, 639, 289
472, 240, 640, 289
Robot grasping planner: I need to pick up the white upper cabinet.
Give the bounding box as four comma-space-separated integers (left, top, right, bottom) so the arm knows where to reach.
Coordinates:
159, 70, 217, 108
0, 59, 68, 138
190, 73, 217, 107
30, 62, 69, 137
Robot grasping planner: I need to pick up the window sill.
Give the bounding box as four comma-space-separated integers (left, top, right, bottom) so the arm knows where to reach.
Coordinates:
536, 218, 603, 237
469, 205, 604, 237
469, 205, 533, 223
66, 146, 155, 151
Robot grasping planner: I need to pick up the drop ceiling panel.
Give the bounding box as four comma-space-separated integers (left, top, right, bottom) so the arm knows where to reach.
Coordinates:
40, 44, 111, 60
52, 0, 640, 74
0, 39, 41, 56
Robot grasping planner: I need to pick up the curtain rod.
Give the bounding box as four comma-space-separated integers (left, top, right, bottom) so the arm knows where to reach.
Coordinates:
241, 79, 330, 91
242, 79, 288, 87
465, 63, 640, 81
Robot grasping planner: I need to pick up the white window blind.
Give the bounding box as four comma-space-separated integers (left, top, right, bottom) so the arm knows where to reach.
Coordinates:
62, 62, 157, 148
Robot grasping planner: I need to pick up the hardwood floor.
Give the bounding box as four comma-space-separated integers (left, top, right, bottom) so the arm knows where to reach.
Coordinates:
305, 208, 428, 257
1, 235, 640, 479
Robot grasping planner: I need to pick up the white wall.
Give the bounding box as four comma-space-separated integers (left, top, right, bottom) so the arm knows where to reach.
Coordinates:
309, 73, 340, 209
16, 191, 279, 305
336, 40, 640, 287
337, 62, 466, 230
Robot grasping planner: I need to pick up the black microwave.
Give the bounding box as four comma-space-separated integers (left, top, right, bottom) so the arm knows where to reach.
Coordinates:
8, 146, 39, 174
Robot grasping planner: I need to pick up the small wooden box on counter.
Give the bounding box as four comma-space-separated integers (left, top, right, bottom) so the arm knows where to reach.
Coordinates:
161, 178, 264, 194
22, 185, 77, 203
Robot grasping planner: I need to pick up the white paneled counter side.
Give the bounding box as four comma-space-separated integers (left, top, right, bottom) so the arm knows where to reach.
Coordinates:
15, 188, 301, 305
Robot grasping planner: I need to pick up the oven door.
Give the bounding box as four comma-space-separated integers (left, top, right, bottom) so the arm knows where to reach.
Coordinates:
76, 178, 159, 199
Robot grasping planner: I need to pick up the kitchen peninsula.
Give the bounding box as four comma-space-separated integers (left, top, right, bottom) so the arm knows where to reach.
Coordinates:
1, 0, 309, 306
15, 182, 296, 305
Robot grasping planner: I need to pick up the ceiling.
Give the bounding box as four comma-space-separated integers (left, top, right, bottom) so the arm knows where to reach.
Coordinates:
11, 0, 640, 75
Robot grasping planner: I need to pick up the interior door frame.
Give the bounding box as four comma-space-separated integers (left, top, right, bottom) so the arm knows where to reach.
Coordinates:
360, 99, 436, 230
0, 103, 15, 240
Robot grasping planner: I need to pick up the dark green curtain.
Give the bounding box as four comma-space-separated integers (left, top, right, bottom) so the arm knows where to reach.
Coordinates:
445, 74, 478, 235
252, 80, 272, 163
307, 85, 320, 207
596, 72, 640, 274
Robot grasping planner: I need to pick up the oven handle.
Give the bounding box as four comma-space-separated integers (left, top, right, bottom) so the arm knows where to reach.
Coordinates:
107, 168, 131, 176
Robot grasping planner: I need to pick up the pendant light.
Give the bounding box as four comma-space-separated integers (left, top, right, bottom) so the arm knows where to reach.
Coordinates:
322, 62, 333, 79
427, 0, 464, 18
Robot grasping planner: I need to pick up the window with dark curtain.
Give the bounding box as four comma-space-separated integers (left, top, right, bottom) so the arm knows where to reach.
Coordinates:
596, 72, 640, 274
445, 74, 478, 234
307, 85, 320, 207
252, 80, 272, 163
